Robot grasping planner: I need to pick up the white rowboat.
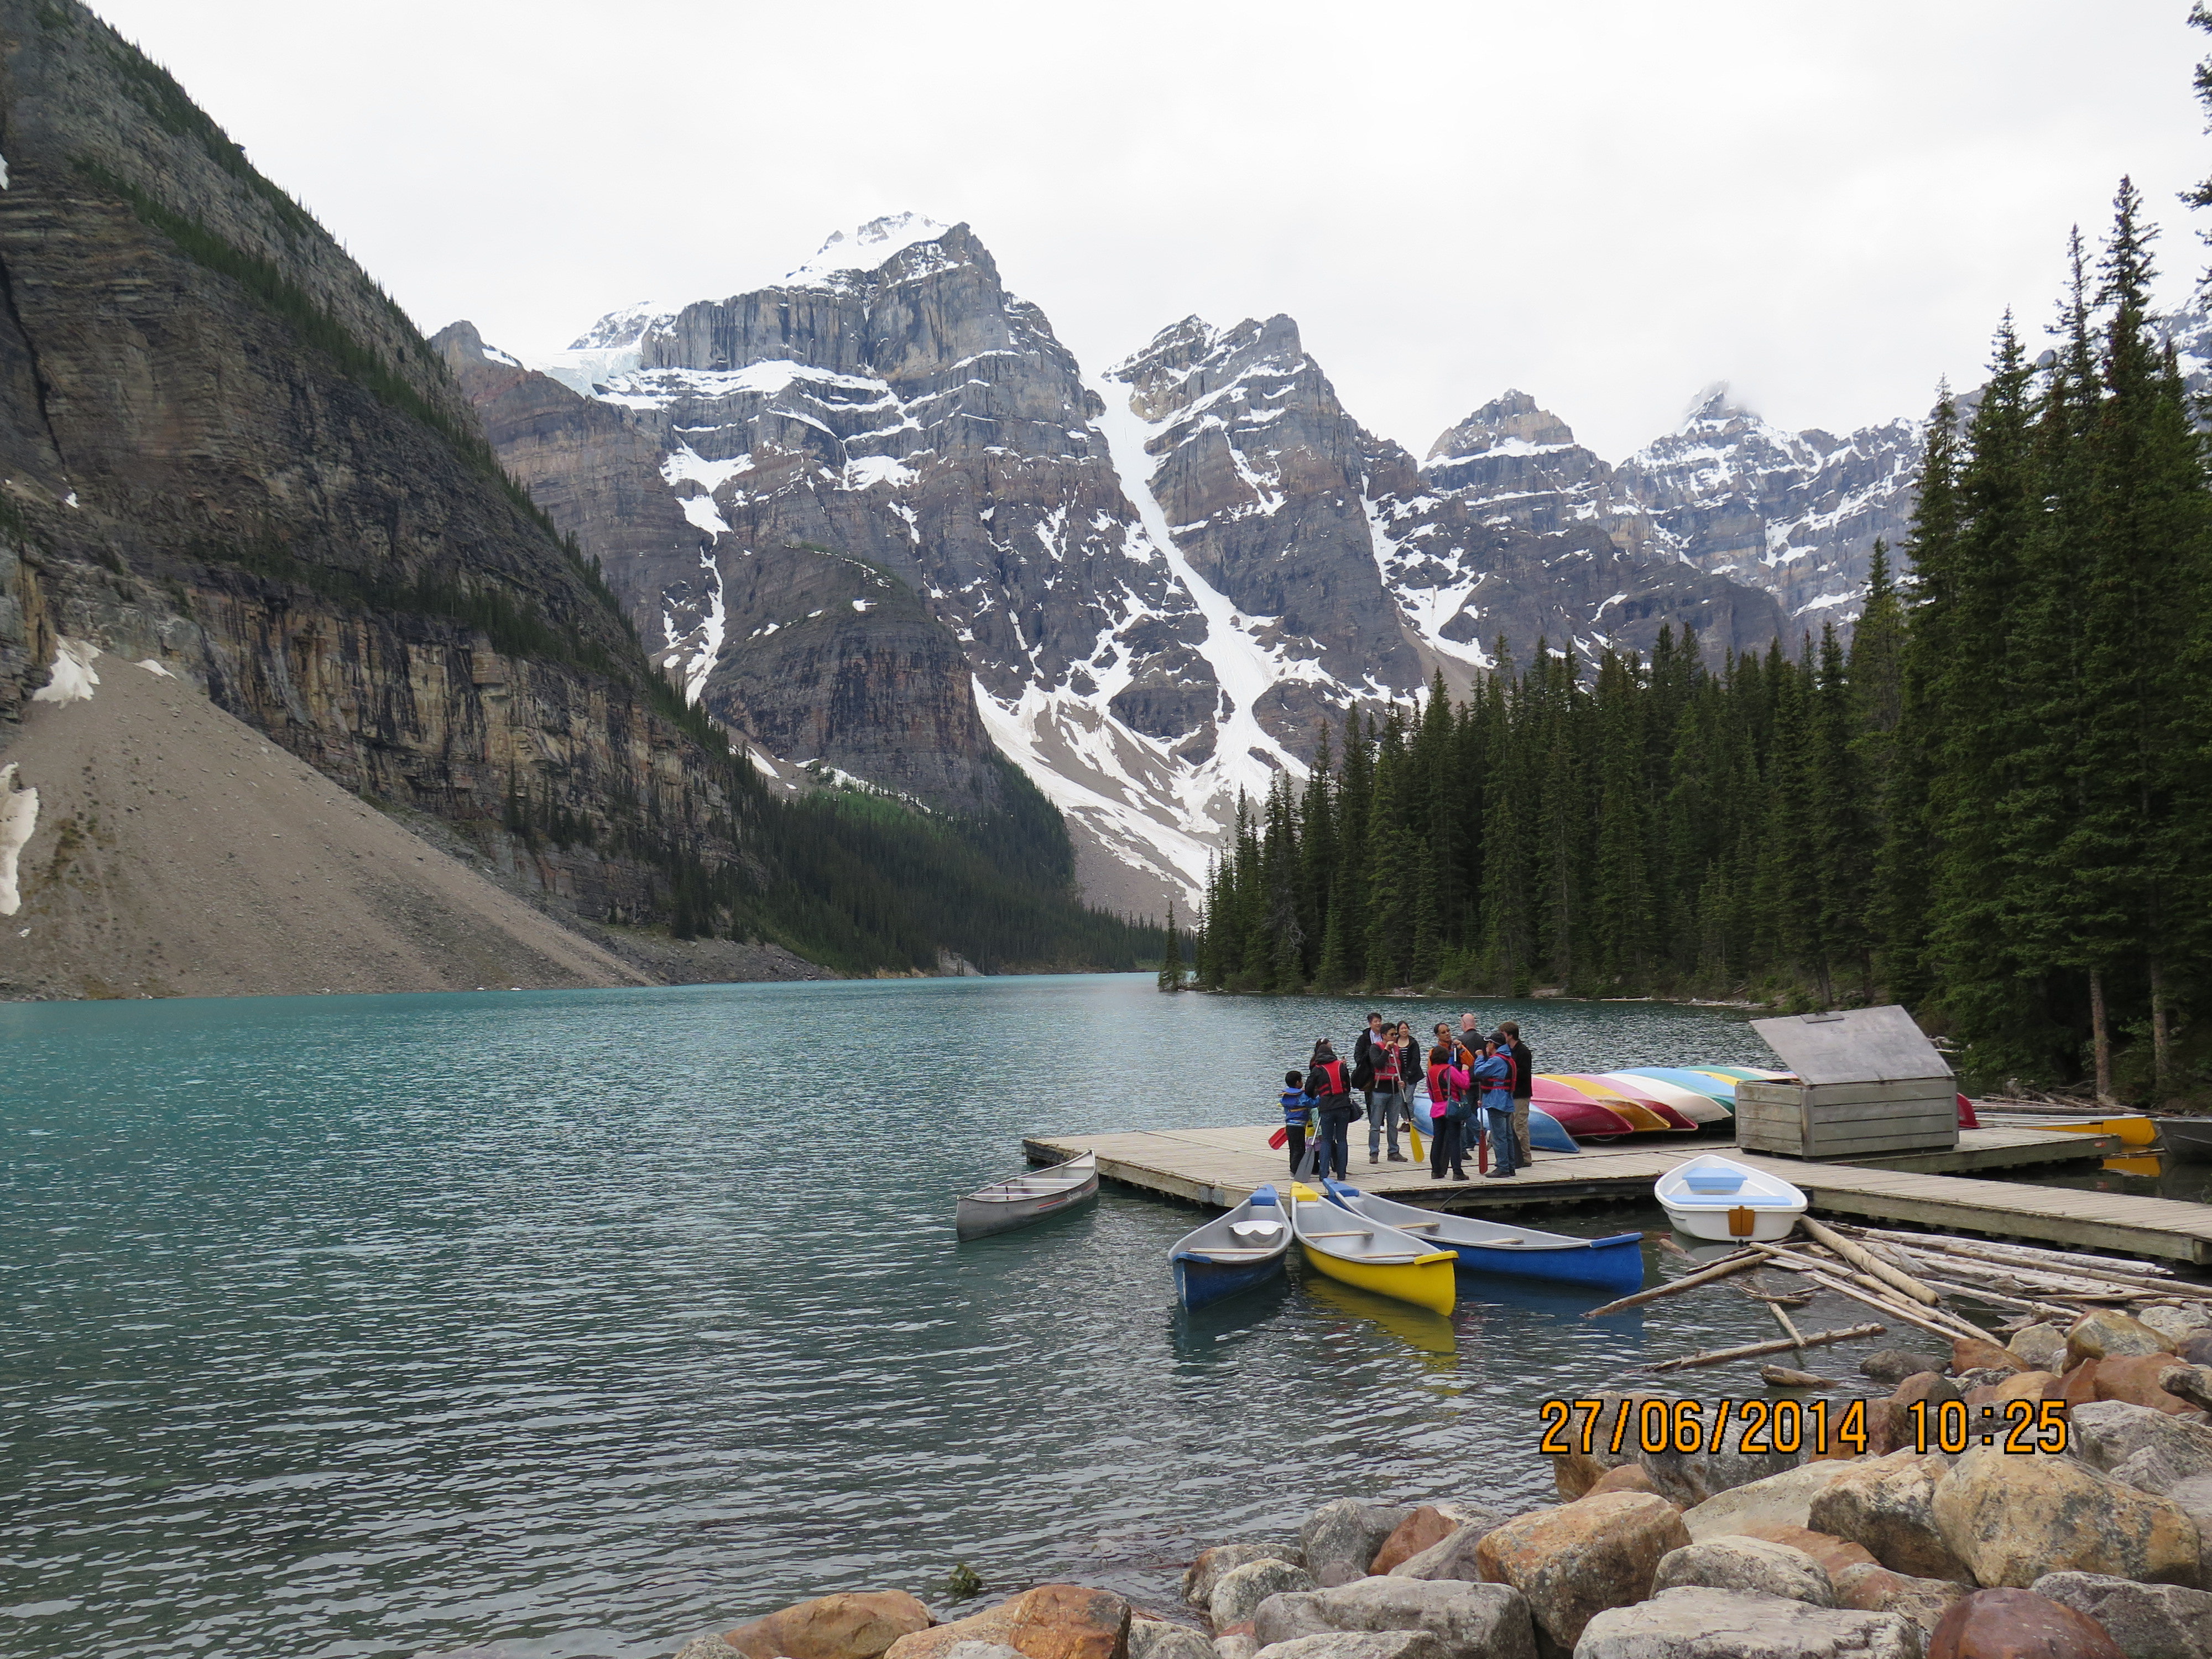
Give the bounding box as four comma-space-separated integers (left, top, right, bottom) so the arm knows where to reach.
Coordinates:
1655, 1153, 1807, 1242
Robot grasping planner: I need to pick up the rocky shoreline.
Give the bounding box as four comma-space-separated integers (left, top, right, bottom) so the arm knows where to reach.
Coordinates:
671, 1302, 2212, 1658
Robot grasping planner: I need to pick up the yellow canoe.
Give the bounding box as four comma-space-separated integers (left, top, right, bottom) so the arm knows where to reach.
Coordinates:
1290, 1182, 1456, 1316
1547, 1074, 1676, 1133
2041, 1114, 2159, 1148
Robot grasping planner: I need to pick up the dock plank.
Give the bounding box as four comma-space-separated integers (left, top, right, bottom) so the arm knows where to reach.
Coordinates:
1021, 1125, 2212, 1265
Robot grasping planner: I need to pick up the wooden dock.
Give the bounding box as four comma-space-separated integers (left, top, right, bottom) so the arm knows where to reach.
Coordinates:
1021, 1124, 2212, 1266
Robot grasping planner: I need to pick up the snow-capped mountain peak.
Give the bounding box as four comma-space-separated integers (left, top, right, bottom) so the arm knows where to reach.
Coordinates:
785, 212, 952, 284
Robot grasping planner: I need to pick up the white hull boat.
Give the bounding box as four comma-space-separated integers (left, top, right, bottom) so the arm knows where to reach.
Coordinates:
1655, 1153, 1807, 1242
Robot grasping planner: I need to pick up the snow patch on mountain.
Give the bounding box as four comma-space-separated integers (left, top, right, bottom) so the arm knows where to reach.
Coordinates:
786, 212, 951, 284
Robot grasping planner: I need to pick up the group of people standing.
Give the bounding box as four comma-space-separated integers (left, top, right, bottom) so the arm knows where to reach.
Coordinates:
1279, 1014, 1534, 1183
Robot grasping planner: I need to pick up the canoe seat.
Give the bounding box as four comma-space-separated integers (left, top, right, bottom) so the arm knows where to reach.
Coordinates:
1303, 1228, 1374, 1239
1230, 1220, 1284, 1241
1683, 1172, 1746, 1194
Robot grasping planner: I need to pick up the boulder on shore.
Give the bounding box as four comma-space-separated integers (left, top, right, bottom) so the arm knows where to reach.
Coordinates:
2138, 1303, 2212, 1342
1185, 1547, 1304, 1610
1649, 1537, 1834, 1606
1829, 1562, 1968, 1639
1807, 1451, 1974, 1584
1926, 1588, 2126, 1659
1248, 1632, 1449, 1659
2011, 1323, 2070, 1372
1574, 1586, 1919, 1659
725, 1592, 935, 1659
884, 1588, 1130, 1659
1250, 1578, 1533, 1659
2030, 1571, 2212, 1659
1129, 1622, 1215, 1659
1682, 1462, 1860, 1542
1953, 1335, 2028, 1376
1473, 1492, 1690, 1651
1300, 1501, 1412, 1589
1730, 1524, 1877, 1583
2068, 1311, 2182, 1370
1932, 1443, 2203, 1589
1213, 1562, 1319, 1630
1585, 1464, 1670, 1500
1860, 1349, 1946, 1387
677, 1639, 747, 1659
1867, 1373, 1963, 1457
1366, 1506, 1478, 1575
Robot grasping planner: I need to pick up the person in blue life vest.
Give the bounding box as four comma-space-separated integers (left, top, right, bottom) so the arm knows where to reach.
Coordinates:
1279, 1070, 1313, 1175
1303, 1039, 1357, 1181
1473, 1036, 1517, 1178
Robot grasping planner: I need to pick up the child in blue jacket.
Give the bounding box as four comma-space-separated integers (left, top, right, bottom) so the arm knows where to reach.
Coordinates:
1280, 1071, 1312, 1175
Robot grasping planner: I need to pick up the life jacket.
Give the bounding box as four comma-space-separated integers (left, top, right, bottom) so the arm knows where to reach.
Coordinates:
1312, 1058, 1348, 1098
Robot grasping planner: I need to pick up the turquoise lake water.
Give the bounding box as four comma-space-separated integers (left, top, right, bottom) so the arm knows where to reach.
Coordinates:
1, 977, 1928, 1658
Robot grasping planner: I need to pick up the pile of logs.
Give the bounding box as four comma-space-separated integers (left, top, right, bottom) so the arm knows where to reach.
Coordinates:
1591, 1213, 2209, 1374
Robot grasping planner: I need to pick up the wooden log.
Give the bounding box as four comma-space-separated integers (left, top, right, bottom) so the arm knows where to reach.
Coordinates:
1843, 1224, 2185, 1284
1582, 1251, 1762, 1318
1873, 1243, 2143, 1302
1751, 1243, 1987, 1339
1644, 1322, 1888, 1374
1767, 1297, 1809, 1349
1858, 1231, 2208, 1300
1903, 1273, 2082, 1322
1761, 1365, 1842, 1389
1802, 1214, 1942, 1306
1804, 1269, 1985, 1343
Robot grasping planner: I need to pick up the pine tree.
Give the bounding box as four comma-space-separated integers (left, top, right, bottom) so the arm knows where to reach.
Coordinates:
1812, 623, 1874, 1004
1590, 650, 1653, 988
2064, 182, 2211, 1097
1157, 902, 1187, 990
1877, 385, 1961, 1008
1924, 315, 2039, 1056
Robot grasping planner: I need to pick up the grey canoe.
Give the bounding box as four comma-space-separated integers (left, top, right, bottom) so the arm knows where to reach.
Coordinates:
954, 1150, 1099, 1240
2157, 1118, 2212, 1164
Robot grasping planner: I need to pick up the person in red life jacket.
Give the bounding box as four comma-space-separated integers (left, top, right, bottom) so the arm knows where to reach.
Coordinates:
1302, 1039, 1357, 1181
1361, 1019, 1413, 1165
1498, 1020, 1534, 1165
1472, 1037, 1516, 1178
1426, 1025, 1472, 1180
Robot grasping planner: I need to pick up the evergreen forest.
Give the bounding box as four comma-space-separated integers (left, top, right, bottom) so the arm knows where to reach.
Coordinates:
1190, 179, 2212, 1106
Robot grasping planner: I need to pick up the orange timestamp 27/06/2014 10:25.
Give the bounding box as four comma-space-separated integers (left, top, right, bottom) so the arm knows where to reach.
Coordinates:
1536, 1396, 2072, 1459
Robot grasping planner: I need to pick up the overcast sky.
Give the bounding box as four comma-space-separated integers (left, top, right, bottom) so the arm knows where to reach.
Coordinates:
95, 0, 2212, 461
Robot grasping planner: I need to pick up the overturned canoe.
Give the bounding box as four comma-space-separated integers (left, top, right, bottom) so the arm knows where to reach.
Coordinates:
1172, 1184, 1291, 1309
1321, 1181, 1644, 1293
954, 1150, 1098, 1240
1290, 1181, 1456, 1315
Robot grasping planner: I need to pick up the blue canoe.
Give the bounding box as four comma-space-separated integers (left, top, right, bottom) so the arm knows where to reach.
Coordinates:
1321, 1181, 1644, 1293
1172, 1183, 1292, 1310
1527, 1104, 1582, 1153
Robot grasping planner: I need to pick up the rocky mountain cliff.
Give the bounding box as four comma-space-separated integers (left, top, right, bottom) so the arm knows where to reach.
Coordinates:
0, 3, 1156, 988
460, 225, 1794, 914
0, 0, 765, 942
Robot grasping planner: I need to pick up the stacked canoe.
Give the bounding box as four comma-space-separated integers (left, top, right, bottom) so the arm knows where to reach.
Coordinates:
1533, 1066, 1790, 1140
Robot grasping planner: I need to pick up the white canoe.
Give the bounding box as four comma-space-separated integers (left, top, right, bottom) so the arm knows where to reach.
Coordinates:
956, 1150, 1099, 1240
1655, 1153, 1806, 1242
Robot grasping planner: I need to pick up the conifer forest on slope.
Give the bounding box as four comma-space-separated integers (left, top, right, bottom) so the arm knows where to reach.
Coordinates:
1189, 179, 2212, 1108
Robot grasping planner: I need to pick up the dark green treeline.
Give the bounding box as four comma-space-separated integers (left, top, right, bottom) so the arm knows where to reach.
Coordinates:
1193, 183, 2212, 1103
